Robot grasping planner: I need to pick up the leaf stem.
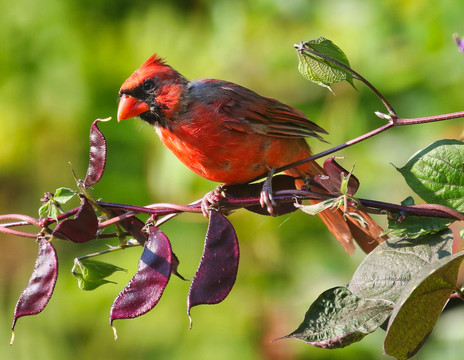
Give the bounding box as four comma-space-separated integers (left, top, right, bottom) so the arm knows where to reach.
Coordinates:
295, 41, 397, 117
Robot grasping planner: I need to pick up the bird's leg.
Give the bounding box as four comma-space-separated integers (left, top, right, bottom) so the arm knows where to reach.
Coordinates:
260, 167, 276, 215
201, 185, 224, 217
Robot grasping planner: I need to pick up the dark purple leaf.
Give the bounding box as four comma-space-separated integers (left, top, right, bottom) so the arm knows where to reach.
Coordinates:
187, 210, 239, 323
110, 226, 172, 325
52, 196, 98, 243
84, 118, 108, 187
12, 239, 58, 333
224, 175, 298, 216
312, 157, 359, 195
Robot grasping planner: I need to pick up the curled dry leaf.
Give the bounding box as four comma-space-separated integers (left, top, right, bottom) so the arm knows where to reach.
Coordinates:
84, 118, 109, 187
187, 210, 239, 325
110, 226, 172, 338
52, 196, 98, 243
312, 157, 359, 196
11, 239, 58, 343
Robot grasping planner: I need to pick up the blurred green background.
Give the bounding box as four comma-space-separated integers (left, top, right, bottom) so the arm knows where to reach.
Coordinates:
1, 0, 463, 359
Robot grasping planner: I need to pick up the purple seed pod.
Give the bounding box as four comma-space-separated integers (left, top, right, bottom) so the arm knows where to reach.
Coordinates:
52, 196, 98, 243
313, 157, 359, 196
84, 118, 108, 187
110, 226, 172, 327
11, 239, 58, 336
187, 210, 239, 324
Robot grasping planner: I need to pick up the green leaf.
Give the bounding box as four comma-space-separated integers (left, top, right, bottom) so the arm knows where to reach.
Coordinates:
73, 273, 115, 291
38, 202, 51, 219
287, 287, 392, 348
78, 259, 126, 281
72, 259, 126, 290
384, 251, 464, 360
53, 187, 76, 205
401, 196, 415, 207
385, 213, 452, 239
397, 139, 464, 211
349, 229, 454, 302
38, 200, 59, 220
296, 37, 355, 92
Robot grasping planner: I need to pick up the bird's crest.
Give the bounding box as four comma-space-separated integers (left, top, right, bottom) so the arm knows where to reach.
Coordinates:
120, 54, 175, 91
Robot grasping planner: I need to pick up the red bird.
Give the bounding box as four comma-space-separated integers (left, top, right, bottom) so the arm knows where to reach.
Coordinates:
117, 54, 383, 253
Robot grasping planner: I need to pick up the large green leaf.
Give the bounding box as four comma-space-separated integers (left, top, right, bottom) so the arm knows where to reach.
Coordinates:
397, 139, 464, 211
348, 229, 454, 302
384, 251, 464, 360
287, 287, 392, 348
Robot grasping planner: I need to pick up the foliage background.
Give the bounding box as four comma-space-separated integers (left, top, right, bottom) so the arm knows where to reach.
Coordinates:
0, 0, 463, 359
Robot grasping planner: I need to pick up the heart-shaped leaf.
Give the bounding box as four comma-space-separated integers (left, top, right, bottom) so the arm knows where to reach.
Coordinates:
397, 139, 464, 211
296, 37, 355, 92
287, 286, 392, 349
72, 258, 126, 291
349, 229, 454, 302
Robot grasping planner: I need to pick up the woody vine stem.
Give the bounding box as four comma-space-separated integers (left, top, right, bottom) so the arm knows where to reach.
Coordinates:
1, 43, 464, 240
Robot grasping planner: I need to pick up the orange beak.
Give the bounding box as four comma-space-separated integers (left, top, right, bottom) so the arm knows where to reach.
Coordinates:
117, 94, 150, 122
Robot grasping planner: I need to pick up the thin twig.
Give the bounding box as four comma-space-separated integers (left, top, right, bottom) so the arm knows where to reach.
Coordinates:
0, 214, 40, 227
0, 226, 38, 238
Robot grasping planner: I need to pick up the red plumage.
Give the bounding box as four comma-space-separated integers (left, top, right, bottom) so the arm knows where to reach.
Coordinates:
117, 54, 384, 253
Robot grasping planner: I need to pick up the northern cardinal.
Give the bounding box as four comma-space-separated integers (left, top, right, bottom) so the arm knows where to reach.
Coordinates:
117, 54, 383, 253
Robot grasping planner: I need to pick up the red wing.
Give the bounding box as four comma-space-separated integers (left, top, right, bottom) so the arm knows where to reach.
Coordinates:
217, 84, 327, 140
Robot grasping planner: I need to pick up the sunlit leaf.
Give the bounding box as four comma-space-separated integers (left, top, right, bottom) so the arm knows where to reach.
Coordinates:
397, 139, 464, 211
296, 37, 355, 92
53, 187, 76, 205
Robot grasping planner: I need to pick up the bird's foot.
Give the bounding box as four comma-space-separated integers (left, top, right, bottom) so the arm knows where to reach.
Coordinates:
201, 186, 224, 217
259, 167, 276, 215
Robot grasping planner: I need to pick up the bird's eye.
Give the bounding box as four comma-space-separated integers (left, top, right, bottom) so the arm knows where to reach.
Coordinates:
143, 80, 155, 91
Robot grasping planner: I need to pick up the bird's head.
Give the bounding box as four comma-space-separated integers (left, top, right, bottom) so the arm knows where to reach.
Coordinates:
117, 54, 186, 125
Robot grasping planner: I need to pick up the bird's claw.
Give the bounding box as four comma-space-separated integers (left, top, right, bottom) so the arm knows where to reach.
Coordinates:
201, 186, 224, 217
260, 167, 276, 215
